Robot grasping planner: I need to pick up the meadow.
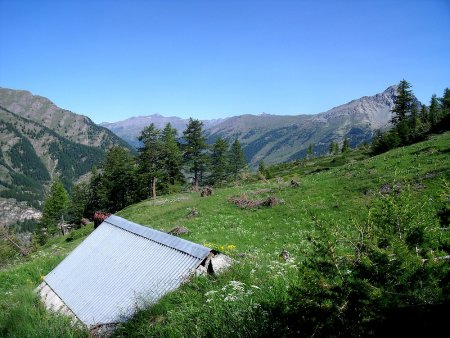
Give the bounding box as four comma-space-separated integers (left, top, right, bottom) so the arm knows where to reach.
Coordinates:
1, 132, 449, 337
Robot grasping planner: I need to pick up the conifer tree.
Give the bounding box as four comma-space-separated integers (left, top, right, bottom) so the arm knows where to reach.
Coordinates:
37, 178, 70, 243
182, 118, 207, 189
342, 137, 350, 153
329, 142, 334, 154
138, 124, 163, 199
429, 94, 440, 127
229, 139, 246, 180
160, 123, 183, 188
210, 137, 230, 186
391, 80, 414, 125
102, 146, 136, 211
68, 182, 89, 224
419, 104, 429, 125
307, 143, 314, 158
333, 142, 340, 155
441, 88, 450, 115
258, 160, 266, 176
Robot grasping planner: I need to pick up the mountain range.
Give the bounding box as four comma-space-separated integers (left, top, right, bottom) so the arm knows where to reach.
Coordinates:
100, 115, 224, 148
101, 85, 400, 166
0, 88, 131, 227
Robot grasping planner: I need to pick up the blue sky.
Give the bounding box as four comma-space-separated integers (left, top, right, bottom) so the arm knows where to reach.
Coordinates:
1, 0, 449, 123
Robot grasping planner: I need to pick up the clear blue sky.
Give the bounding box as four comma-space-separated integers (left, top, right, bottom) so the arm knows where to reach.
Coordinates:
1, 0, 449, 123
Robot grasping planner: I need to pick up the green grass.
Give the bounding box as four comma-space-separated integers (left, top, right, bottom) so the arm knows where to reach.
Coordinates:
1, 132, 449, 337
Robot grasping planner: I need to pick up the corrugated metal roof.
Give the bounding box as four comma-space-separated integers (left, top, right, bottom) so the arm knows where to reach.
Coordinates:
44, 216, 211, 327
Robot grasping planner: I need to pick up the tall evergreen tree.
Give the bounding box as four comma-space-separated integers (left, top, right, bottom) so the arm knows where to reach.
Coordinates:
85, 166, 107, 217
138, 124, 163, 199
182, 118, 207, 189
160, 123, 184, 188
429, 94, 440, 127
307, 143, 314, 158
68, 182, 89, 224
41, 178, 70, 228
210, 137, 230, 186
391, 80, 414, 125
333, 142, 340, 155
419, 104, 429, 125
409, 104, 419, 134
229, 139, 246, 180
342, 137, 350, 153
37, 178, 70, 243
329, 142, 334, 155
102, 147, 136, 212
258, 160, 266, 176
441, 88, 450, 115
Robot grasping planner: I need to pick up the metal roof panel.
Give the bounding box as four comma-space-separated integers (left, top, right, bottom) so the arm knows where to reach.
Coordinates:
44, 216, 211, 326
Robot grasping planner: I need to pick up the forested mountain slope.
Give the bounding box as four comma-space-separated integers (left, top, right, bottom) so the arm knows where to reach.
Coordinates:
0, 106, 105, 210
0, 87, 130, 149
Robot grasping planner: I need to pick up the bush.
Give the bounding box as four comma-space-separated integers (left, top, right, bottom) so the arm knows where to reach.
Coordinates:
270, 189, 450, 337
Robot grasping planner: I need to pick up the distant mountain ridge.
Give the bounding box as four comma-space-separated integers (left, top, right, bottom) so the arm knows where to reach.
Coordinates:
206, 85, 402, 166
102, 85, 407, 166
100, 114, 225, 148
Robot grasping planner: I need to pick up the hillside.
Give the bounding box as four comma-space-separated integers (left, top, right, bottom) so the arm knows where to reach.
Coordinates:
0, 106, 106, 210
0, 87, 130, 149
206, 85, 405, 166
0, 89, 132, 226
1, 132, 448, 337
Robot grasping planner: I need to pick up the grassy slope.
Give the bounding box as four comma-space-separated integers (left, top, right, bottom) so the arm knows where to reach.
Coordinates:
0, 132, 449, 337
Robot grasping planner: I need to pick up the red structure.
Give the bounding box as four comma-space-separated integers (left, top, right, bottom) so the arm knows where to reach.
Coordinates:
93, 212, 111, 229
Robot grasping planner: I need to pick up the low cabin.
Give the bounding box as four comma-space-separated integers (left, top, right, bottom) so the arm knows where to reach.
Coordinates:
37, 215, 229, 330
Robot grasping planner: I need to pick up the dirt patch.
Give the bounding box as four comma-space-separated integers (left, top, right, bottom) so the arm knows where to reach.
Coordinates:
228, 195, 280, 209
186, 208, 199, 219
379, 183, 402, 195
200, 186, 213, 197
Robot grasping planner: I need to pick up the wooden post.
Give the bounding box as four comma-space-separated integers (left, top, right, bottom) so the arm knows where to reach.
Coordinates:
152, 177, 157, 199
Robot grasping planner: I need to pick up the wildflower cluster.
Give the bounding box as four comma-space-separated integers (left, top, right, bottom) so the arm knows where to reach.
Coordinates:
204, 280, 261, 304
203, 242, 237, 252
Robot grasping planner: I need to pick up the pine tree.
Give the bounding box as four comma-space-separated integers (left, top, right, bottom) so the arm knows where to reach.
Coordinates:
307, 143, 314, 158
342, 137, 350, 153
441, 88, 450, 115
182, 118, 207, 189
409, 104, 419, 135
333, 142, 340, 155
102, 147, 136, 211
419, 104, 429, 125
229, 139, 246, 180
329, 142, 334, 155
210, 137, 230, 186
41, 178, 70, 227
68, 182, 89, 225
37, 178, 70, 243
85, 166, 107, 217
391, 80, 414, 125
138, 124, 163, 199
160, 123, 184, 189
429, 94, 440, 127
258, 160, 266, 176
